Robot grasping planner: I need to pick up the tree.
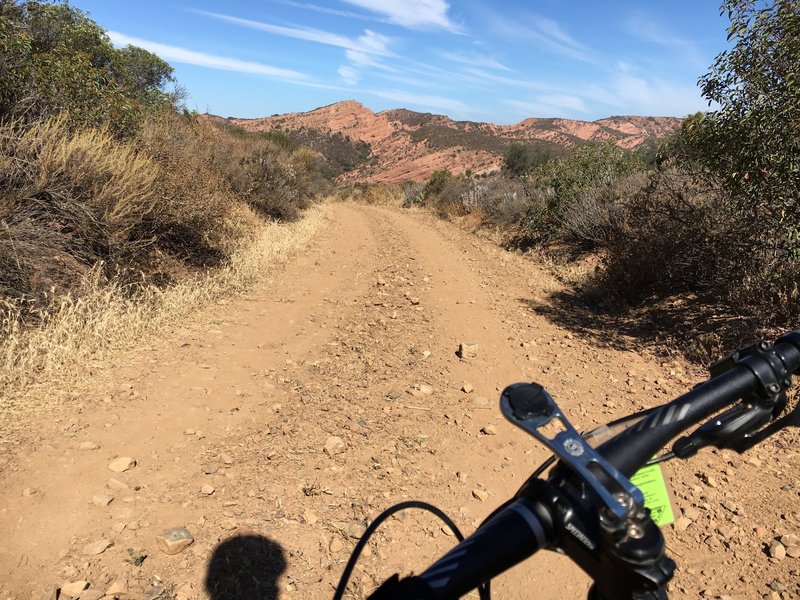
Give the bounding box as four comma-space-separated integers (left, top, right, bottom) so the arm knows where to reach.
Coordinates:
686, 0, 800, 243
0, 0, 176, 135
503, 144, 537, 177
112, 44, 175, 108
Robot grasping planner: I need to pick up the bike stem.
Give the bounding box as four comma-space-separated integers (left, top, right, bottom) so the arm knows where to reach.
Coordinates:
502, 384, 675, 599
516, 476, 673, 600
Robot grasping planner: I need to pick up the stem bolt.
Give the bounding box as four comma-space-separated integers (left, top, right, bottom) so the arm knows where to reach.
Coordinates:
627, 523, 645, 539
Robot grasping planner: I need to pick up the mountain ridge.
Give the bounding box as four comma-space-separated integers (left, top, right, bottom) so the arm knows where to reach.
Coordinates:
226, 100, 681, 183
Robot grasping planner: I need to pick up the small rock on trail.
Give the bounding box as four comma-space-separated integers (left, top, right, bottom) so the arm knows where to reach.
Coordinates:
457, 342, 479, 360
60, 581, 90, 596
91, 494, 114, 507
155, 527, 194, 555
472, 489, 488, 502
82, 539, 112, 556
106, 478, 129, 491
324, 436, 345, 456
108, 457, 136, 473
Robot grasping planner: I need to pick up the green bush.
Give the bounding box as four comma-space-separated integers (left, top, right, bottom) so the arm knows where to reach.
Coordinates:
558, 171, 649, 248
422, 169, 455, 200
688, 0, 800, 230
0, 0, 175, 135
0, 1, 325, 323
519, 142, 646, 245
603, 168, 732, 297
627, 0, 800, 329
503, 143, 556, 177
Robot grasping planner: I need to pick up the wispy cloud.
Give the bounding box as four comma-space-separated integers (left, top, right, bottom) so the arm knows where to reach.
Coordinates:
196, 10, 393, 55
345, 48, 397, 71
606, 74, 704, 116
581, 63, 706, 116
341, 0, 462, 32
278, 0, 383, 23
624, 14, 706, 68
370, 89, 472, 114
337, 65, 359, 84
460, 67, 561, 93
488, 13, 596, 63
438, 50, 511, 72
504, 93, 590, 119
107, 31, 307, 80
538, 94, 590, 113
195, 10, 398, 87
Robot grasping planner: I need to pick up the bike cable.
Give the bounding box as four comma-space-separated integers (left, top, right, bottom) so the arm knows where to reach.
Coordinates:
333, 500, 491, 600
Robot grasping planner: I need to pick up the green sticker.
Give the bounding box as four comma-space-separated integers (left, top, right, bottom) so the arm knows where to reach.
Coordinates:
630, 463, 675, 527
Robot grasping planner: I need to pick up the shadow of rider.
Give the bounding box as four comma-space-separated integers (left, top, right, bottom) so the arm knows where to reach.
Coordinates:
205, 534, 287, 600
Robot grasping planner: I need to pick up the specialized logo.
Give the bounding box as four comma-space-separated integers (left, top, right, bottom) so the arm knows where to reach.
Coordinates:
563, 437, 584, 456
565, 522, 596, 550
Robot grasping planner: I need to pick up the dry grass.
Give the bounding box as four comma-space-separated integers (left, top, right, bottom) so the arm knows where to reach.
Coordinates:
0, 206, 326, 437
333, 183, 404, 207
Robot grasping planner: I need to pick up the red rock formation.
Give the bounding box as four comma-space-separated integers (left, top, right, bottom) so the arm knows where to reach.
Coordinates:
227, 101, 681, 184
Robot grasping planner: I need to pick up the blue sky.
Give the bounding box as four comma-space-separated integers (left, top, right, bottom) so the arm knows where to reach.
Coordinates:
72, 1, 729, 124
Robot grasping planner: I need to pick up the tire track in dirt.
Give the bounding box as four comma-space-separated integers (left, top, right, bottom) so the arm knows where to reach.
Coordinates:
1, 203, 798, 600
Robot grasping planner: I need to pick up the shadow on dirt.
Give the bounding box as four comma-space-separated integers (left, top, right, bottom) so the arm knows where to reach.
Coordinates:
520, 280, 759, 366
205, 534, 287, 600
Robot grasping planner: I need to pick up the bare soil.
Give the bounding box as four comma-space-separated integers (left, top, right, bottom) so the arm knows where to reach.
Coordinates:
1, 203, 798, 600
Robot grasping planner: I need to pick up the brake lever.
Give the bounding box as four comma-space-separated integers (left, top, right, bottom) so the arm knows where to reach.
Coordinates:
671, 402, 773, 458
500, 383, 644, 527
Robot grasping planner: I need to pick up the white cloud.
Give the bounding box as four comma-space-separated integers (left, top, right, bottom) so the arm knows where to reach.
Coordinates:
438, 50, 511, 72
624, 14, 706, 69
608, 74, 705, 116
370, 89, 472, 114
279, 0, 382, 23
196, 11, 393, 55
355, 30, 392, 55
345, 49, 396, 71
537, 94, 590, 113
107, 31, 307, 80
616, 60, 634, 74
504, 93, 590, 119
460, 67, 561, 92
341, 0, 462, 32
338, 65, 359, 84
487, 13, 596, 63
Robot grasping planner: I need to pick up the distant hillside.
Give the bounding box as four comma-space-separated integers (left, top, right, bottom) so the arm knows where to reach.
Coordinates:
225, 101, 682, 183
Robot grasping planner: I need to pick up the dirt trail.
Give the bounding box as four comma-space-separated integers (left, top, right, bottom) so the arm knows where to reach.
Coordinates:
1, 203, 798, 600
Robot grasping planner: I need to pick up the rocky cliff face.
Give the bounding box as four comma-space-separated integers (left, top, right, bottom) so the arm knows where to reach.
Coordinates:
228, 101, 681, 184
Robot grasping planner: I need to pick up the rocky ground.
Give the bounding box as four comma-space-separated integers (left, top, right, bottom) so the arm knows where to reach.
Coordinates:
0, 203, 798, 600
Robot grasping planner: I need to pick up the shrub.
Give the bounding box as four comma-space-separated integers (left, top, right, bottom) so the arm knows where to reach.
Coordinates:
135, 111, 258, 266
0, 116, 161, 299
637, 0, 800, 328
558, 171, 649, 248
519, 142, 646, 245
402, 181, 424, 206
503, 143, 554, 177
0, 0, 175, 135
453, 176, 528, 225
603, 168, 731, 298
422, 169, 454, 200
687, 0, 800, 232
0, 108, 322, 310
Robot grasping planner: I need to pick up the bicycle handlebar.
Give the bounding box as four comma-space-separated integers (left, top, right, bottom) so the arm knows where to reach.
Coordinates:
366, 332, 800, 600
599, 331, 800, 477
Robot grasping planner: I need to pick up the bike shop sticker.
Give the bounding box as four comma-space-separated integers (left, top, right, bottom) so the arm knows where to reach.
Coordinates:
630, 463, 676, 527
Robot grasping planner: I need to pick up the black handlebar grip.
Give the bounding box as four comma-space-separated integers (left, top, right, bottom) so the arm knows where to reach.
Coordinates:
415, 498, 552, 599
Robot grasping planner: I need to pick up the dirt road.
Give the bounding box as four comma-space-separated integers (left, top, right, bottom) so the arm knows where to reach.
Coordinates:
1, 203, 798, 599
